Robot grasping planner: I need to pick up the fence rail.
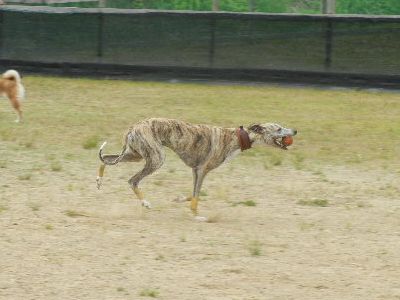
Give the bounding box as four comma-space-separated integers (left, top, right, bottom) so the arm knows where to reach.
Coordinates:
0, 5, 399, 87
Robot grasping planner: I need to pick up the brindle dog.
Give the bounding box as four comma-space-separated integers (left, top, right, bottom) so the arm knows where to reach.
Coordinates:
97, 118, 297, 220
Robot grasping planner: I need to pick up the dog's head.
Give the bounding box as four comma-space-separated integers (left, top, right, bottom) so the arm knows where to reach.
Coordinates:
248, 123, 297, 150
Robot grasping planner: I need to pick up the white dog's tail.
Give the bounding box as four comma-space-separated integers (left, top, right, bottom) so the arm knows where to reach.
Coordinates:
98, 141, 128, 165
3, 69, 25, 101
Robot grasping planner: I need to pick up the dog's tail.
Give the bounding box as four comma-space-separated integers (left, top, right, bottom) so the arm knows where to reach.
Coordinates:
3, 69, 25, 100
98, 141, 127, 165
3, 70, 22, 83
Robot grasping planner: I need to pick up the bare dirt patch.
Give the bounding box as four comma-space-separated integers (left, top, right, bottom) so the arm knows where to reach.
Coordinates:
1, 145, 400, 299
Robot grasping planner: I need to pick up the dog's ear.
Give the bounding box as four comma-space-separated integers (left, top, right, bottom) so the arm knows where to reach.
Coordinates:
248, 124, 265, 134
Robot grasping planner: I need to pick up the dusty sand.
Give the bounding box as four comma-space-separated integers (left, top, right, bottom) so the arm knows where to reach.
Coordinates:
1, 142, 399, 300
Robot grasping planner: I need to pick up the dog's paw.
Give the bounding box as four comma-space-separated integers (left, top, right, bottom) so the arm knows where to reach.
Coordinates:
141, 199, 152, 209
96, 176, 102, 189
194, 216, 208, 222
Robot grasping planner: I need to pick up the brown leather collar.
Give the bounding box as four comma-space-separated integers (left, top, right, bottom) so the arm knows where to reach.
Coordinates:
236, 126, 252, 151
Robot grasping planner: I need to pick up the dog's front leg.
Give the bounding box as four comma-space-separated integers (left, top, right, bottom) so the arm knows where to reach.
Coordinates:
190, 167, 208, 221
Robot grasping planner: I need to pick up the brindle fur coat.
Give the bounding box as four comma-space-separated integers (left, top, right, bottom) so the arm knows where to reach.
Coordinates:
97, 118, 297, 219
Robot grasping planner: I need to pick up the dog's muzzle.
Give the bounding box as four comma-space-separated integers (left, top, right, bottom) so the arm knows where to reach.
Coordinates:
273, 129, 297, 150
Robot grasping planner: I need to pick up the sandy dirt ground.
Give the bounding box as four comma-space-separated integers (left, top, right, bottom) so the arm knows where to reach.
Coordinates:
1, 140, 399, 300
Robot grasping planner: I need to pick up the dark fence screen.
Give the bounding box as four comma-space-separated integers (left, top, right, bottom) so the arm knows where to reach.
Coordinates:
1, 6, 399, 86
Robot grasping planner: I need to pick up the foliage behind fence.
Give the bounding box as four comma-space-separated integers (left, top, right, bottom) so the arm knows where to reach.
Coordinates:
19, 0, 400, 15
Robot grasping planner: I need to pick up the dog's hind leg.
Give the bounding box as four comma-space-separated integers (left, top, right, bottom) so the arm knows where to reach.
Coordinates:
9, 93, 22, 123
96, 152, 142, 189
128, 149, 165, 209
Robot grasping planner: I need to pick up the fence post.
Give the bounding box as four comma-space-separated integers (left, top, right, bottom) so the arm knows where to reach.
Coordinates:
248, 0, 256, 12
97, 13, 103, 63
322, 0, 336, 14
212, 0, 219, 11
324, 19, 333, 71
209, 15, 216, 68
0, 11, 3, 59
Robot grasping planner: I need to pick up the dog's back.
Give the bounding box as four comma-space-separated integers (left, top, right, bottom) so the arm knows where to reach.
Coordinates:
128, 118, 236, 168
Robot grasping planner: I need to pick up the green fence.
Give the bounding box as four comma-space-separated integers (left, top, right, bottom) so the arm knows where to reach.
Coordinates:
0, 6, 399, 86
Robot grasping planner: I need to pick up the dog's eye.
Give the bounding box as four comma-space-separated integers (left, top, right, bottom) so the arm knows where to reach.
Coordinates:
277, 128, 282, 132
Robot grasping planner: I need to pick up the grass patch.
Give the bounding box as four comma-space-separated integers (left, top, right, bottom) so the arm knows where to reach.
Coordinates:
139, 288, 159, 298
0, 205, 8, 213
270, 155, 283, 166
50, 161, 62, 172
206, 214, 221, 223
356, 202, 368, 208
45, 153, 56, 161
0, 76, 398, 182
299, 222, 316, 231
236, 200, 257, 207
199, 190, 208, 197
0, 78, 395, 227
298, 199, 329, 207
28, 203, 41, 211
155, 254, 165, 261
64, 153, 74, 160
153, 180, 163, 186
18, 173, 32, 181
45, 224, 54, 230
82, 135, 99, 150
248, 240, 262, 256
64, 210, 89, 218
20, 140, 35, 149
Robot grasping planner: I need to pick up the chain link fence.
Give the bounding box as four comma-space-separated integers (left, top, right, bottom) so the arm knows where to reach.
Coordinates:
0, 5, 399, 86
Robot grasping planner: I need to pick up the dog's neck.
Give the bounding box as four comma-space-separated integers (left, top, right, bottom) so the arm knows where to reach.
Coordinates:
234, 127, 267, 149
247, 131, 265, 146
228, 127, 257, 153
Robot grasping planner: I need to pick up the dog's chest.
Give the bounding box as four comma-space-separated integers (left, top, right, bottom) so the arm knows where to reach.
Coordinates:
223, 149, 241, 165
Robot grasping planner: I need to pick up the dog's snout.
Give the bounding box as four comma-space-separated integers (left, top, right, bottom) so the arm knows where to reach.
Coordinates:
293, 129, 297, 136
